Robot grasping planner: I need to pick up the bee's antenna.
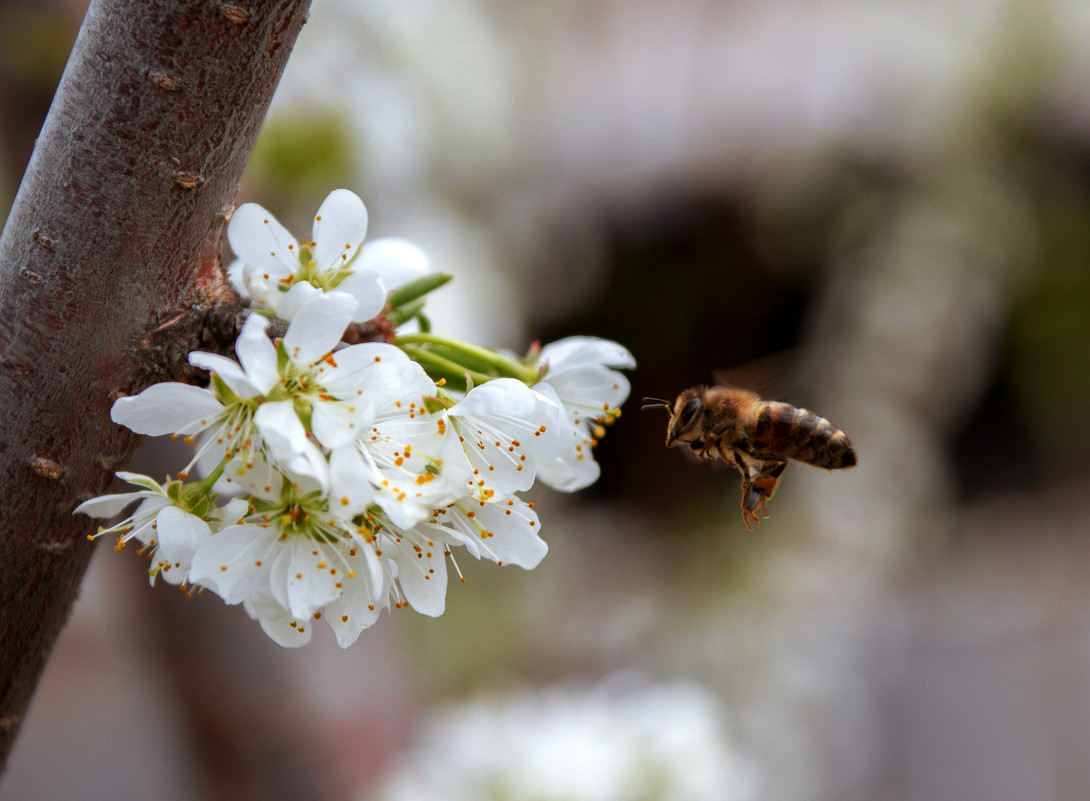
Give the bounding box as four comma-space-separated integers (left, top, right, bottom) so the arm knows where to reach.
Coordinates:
641, 397, 673, 413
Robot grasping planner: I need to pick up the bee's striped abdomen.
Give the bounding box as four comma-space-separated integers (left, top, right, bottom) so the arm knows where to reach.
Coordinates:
751, 402, 856, 469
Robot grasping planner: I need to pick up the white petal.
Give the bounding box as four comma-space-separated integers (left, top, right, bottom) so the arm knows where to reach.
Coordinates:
227, 202, 300, 278
454, 381, 568, 457
233, 313, 279, 394
253, 400, 307, 454
361, 410, 468, 528
361, 541, 388, 598
74, 490, 154, 518
393, 532, 447, 617
254, 401, 330, 490
329, 446, 376, 520
188, 351, 263, 398
258, 611, 314, 647
268, 542, 292, 611
282, 292, 358, 365
449, 380, 567, 493
315, 342, 410, 397
281, 539, 343, 621
154, 552, 190, 586
246, 589, 313, 647
448, 496, 547, 568
214, 449, 282, 500
272, 280, 322, 323
324, 545, 386, 647
111, 383, 223, 436
325, 358, 433, 414
335, 270, 386, 323
536, 450, 601, 493
312, 189, 368, 271
226, 258, 249, 298
536, 365, 631, 422
539, 336, 636, 372
521, 383, 577, 457
325, 589, 381, 648
311, 398, 372, 450
219, 497, 251, 522
279, 453, 329, 496
242, 264, 277, 309
531, 377, 616, 492
114, 504, 163, 550
155, 506, 212, 568
355, 237, 430, 290
189, 524, 279, 605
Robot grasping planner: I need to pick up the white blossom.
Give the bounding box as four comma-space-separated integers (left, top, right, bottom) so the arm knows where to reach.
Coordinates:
116, 293, 368, 494
328, 358, 463, 528
534, 336, 635, 491
445, 378, 568, 498
371, 679, 760, 801
228, 189, 431, 324
186, 491, 389, 647
74, 472, 214, 586
76, 189, 635, 649
435, 492, 546, 569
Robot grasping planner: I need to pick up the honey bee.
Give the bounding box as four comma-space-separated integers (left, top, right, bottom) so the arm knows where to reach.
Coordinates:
643, 385, 857, 530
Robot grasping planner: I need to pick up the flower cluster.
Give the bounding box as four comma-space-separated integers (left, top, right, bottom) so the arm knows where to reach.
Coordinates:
371, 679, 760, 801
77, 190, 634, 648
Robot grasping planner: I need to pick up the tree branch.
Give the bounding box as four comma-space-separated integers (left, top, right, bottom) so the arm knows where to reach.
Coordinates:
0, 0, 311, 769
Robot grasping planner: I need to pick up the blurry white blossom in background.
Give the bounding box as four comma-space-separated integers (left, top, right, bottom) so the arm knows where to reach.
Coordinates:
370, 678, 760, 801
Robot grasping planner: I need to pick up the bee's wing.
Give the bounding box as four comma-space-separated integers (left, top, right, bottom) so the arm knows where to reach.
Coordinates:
712, 349, 798, 400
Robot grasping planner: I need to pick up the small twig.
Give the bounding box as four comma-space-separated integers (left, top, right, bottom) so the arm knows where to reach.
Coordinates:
135, 297, 400, 390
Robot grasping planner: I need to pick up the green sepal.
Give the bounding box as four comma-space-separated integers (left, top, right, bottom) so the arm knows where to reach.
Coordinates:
276, 339, 291, 374
435, 387, 461, 406
209, 373, 241, 406
387, 272, 452, 309
385, 298, 427, 326
170, 460, 227, 520
422, 394, 453, 414
118, 473, 166, 493
293, 397, 314, 432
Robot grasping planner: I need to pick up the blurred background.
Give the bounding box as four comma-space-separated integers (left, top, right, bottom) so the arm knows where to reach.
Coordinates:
4, 0, 1090, 798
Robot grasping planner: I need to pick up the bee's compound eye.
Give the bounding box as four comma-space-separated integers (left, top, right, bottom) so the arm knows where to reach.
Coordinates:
679, 397, 702, 426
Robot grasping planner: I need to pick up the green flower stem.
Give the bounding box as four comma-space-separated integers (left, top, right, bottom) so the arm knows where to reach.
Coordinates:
399, 345, 494, 389
186, 460, 226, 495
394, 333, 539, 384
406, 341, 498, 375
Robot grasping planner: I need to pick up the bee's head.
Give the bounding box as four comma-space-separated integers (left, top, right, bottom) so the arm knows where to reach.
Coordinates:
644, 387, 710, 446
665, 387, 707, 446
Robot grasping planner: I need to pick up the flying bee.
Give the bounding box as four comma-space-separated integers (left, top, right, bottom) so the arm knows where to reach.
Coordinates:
642, 385, 857, 530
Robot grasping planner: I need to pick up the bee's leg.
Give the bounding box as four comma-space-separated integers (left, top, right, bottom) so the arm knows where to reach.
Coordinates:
739, 459, 787, 528
740, 484, 764, 530
689, 438, 712, 459
690, 437, 720, 462
752, 460, 787, 508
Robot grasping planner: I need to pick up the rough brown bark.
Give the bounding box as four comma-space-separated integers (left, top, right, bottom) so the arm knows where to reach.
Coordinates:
0, 0, 311, 769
